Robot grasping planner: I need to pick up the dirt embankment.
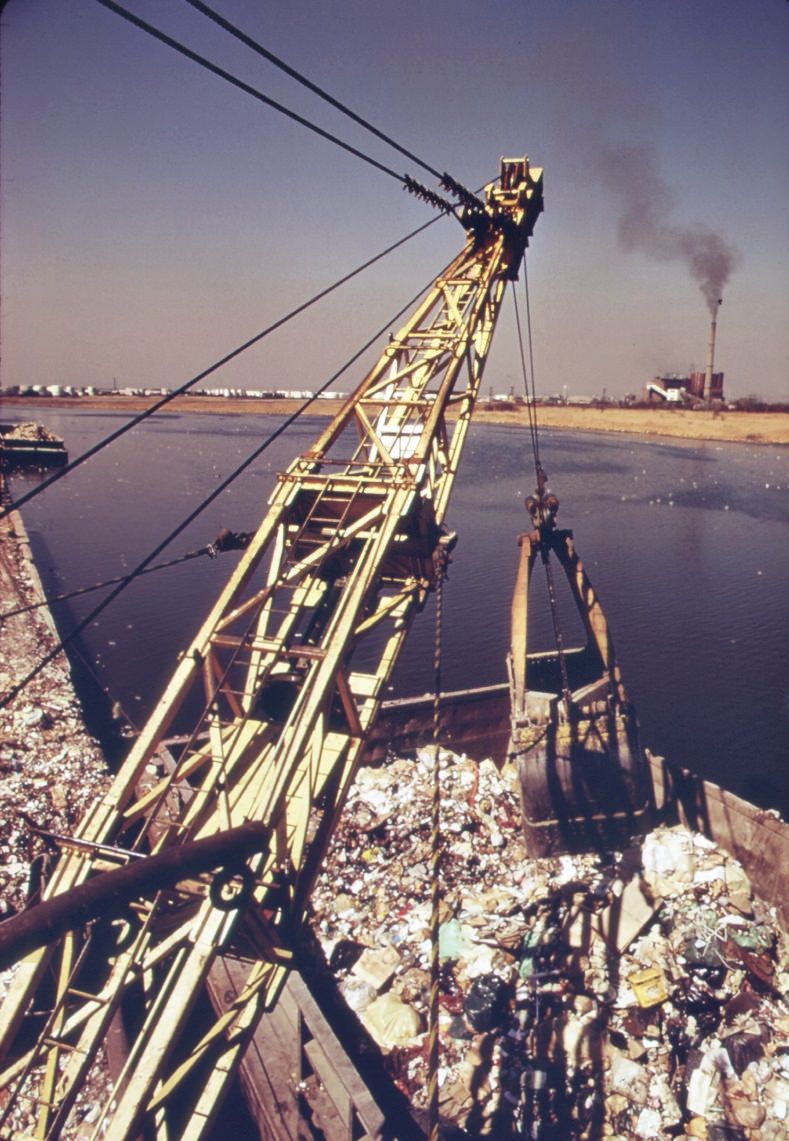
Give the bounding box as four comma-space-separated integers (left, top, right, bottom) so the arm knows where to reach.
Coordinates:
4, 395, 789, 446
482, 403, 789, 445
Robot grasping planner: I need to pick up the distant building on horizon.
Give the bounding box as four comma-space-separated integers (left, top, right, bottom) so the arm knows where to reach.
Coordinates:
644, 371, 724, 405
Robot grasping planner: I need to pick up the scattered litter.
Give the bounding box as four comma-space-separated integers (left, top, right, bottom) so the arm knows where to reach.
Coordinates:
0, 421, 61, 443
310, 750, 789, 1138
629, 964, 669, 1008
3, 501, 788, 1137
0, 512, 110, 926
0, 503, 112, 1136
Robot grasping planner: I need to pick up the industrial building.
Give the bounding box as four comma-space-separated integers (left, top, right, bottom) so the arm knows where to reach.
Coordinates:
645, 370, 724, 405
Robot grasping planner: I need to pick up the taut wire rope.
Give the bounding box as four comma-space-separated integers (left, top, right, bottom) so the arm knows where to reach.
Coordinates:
427, 549, 448, 1141
512, 264, 571, 706
0, 543, 222, 623
94, 0, 411, 188
183, 0, 444, 182
0, 214, 442, 522
94, 0, 476, 217
512, 278, 541, 485
0, 258, 454, 711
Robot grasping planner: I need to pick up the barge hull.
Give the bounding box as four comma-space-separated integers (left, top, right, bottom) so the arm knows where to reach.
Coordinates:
367, 684, 789, 930
231, 684, 789, 1138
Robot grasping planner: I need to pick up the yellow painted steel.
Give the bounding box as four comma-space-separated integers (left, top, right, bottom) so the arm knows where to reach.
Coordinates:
0, 158, 542, 1138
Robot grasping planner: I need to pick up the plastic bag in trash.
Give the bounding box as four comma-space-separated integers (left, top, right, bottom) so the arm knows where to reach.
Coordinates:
462, 973, 510, 1032
641, 828, 695, 897
360, 992, 422, 1049
438, 918, 476, 963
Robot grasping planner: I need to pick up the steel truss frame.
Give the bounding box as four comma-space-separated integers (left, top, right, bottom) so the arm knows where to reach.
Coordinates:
0, 158, 542, 1139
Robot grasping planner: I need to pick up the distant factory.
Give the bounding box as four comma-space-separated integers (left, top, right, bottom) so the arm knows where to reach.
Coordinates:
645, 302, 725, 406
645, 370, 724, 406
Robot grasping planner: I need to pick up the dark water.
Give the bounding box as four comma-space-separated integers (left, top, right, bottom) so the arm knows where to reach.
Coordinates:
6, 407, 789, 817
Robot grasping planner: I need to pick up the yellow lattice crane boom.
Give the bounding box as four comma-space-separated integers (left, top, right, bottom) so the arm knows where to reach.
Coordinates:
0, 157, 542, 1139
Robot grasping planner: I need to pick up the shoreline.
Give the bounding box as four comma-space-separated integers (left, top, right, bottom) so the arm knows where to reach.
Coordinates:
3, 394, 789, 446
0, 492, 110, 918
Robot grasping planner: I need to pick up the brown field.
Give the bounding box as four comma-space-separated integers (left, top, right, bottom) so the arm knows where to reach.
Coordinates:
3, 394, 789, 446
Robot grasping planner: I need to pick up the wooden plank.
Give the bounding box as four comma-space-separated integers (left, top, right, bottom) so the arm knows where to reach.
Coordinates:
207, 960, 302, 1141
303, 1040, 352, 1136
286, 974, 385, 1137
206, 964, 386, 1141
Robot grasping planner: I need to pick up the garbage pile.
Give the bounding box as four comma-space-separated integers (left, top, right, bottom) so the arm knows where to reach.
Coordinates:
309, 749, 789, 1139
0, 512, 109, 929
0, 510, 112, 1136
0, 422, 61, 442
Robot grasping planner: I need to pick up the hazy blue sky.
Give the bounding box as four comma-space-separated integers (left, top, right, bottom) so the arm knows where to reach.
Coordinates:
2, 0, 787, 401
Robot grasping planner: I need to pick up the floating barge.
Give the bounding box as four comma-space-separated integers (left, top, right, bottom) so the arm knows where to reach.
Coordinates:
0, 421, 67, 468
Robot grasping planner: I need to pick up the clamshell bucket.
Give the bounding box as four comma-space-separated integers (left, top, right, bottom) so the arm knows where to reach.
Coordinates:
507, 514, 651, 856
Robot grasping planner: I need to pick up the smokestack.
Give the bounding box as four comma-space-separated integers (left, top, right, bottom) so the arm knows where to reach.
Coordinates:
705, 298, 722, 406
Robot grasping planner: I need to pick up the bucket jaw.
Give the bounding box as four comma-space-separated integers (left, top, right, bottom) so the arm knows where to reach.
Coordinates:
507, 494, 651, 856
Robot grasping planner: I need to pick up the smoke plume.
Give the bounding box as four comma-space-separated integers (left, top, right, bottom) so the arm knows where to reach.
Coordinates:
598, 143, 740, 315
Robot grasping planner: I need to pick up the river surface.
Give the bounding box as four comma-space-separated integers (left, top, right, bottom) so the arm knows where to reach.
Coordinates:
6, 407, 789, 818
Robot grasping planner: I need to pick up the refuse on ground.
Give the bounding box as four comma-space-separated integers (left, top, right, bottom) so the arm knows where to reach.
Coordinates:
0, 513, 110, 963
0, 422, 61, 443
310, 748, 789, 1139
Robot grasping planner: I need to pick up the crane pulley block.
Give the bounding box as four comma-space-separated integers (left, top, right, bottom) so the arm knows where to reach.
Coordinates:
460, 156, 543, 278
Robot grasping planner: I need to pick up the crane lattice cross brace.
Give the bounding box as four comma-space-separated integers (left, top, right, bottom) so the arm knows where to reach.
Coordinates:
0, 156, 542, 1139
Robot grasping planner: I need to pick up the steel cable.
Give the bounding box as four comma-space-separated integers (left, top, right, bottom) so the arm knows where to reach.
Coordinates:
0, 259, 453, 710
513, 261, 572, 706
0, 214, 441, 522
0, 544, 216, 623
512, 272, 543, 482
427, 556, 447, 1141
183, 0, 444, 182
522, 260, 546, 481
95, 0, 412, 187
